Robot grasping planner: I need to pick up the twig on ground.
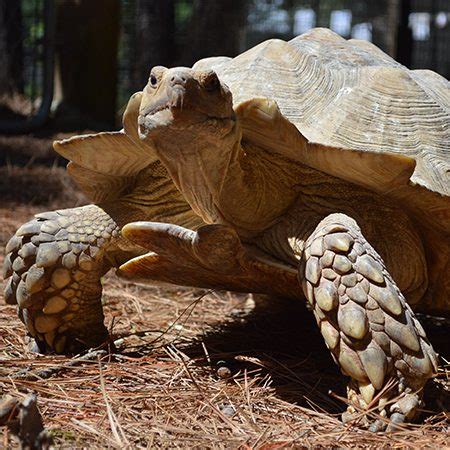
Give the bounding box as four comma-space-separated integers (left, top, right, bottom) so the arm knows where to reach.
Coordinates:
10, 350, 108, 381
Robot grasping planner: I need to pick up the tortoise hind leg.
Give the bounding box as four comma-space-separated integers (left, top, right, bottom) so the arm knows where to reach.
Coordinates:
300, 213, 438, 430
3, 205, 121, 353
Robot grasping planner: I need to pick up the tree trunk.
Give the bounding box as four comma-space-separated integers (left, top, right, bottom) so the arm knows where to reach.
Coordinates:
0, 1, 23, 97
184, 0, 249, 66
55, 0, 120, 128
131, 0, 175, 91
395, 0, 413, 67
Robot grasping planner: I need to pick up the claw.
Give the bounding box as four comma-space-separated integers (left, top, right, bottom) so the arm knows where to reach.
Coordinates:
386, 412, 406, 432
369, 418, 386, 433
390, 393, 420, 421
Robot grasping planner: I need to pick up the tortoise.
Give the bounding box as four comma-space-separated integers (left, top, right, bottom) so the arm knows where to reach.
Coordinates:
3, 28, 449, 430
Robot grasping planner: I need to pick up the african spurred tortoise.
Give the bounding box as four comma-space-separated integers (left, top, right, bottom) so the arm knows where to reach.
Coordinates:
4, 29, 449, 430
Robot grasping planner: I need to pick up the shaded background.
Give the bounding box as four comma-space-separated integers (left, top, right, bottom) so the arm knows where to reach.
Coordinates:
0, 0, 449, 133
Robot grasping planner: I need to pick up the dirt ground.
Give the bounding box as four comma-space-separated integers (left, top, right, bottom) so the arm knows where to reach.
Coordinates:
0, 138, 449, 448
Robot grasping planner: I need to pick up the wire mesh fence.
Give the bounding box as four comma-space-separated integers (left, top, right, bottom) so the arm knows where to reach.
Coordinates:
244, 0, 450, 76
0, 0, 449, 132
410, 0, 450, 76
246, 1, 397, 54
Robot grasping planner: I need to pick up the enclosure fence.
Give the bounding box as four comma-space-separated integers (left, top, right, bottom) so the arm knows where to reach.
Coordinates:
1, 0, 449, 132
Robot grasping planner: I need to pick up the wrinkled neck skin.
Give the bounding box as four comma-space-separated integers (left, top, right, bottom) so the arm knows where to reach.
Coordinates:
151, 119, 304, 238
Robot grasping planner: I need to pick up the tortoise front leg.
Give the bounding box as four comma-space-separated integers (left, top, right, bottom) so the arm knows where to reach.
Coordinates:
3, 205, 128, 353
300, 213, 438, 430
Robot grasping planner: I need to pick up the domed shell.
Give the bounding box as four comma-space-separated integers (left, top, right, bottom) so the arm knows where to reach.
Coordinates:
194, 28, 449, 197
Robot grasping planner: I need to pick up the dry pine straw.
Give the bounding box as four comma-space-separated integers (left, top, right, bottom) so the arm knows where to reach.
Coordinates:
0, 204, 449, 448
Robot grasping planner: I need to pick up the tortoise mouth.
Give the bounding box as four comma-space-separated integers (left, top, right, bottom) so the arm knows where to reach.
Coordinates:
138, 96, 236, 140
145, 86, 186, 115
141, 89, 235, 120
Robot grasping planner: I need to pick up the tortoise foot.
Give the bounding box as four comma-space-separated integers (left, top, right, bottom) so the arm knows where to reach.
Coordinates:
3, 205, 118, 353
301, 213, 439, 429
343, 379, 423, 432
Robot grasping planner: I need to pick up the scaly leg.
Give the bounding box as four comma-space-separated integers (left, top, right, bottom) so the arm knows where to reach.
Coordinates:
300, 213, 438, 430
3, 204, 131, 353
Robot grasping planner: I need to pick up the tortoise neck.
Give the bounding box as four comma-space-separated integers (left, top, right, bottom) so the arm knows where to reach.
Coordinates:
150, 121, 243, 225
152, 120, 304, 236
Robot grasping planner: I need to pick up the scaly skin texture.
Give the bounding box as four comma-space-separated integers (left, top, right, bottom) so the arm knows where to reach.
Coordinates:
3, 204, 143, 353
255, 154, 429, 305
133, 65, 443, 429
236, 151, 434, 429
299, 214, 437, 430
3, 159, 203, 353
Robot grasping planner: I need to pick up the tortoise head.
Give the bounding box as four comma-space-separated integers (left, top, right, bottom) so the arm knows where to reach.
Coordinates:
138, 66, 235, 141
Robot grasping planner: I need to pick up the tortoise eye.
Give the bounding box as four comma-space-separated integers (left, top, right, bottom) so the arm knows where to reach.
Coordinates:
149, 74, 158, 87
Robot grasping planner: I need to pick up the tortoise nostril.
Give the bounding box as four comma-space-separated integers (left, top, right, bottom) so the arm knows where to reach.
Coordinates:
170, 75, 187, 86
